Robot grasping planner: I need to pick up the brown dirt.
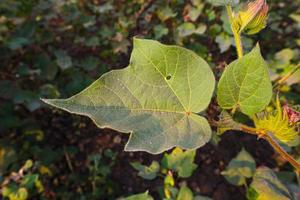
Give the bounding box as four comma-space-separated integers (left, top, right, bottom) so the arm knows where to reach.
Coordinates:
31, 107, 278, 200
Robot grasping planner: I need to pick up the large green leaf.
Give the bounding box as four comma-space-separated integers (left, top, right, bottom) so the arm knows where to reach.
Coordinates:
43, 39, 215, 154
217, 45, 272, 116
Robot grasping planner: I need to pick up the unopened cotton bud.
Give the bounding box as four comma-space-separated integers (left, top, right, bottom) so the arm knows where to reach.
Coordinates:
236, 0, 269, 35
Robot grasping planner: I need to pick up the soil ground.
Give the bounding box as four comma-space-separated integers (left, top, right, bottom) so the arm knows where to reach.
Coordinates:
35, 108, 276, 200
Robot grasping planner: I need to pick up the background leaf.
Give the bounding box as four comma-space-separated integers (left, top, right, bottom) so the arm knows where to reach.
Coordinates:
162, 148, 198, 178
248, 167, 293, 200
120, 191, 153, 200
54, 50, 73, 71
215, 33, 233, 53
221, 148, 256, 186
207, 0, 240, 6
130, 161, 160, 180
177, 185, 193, 200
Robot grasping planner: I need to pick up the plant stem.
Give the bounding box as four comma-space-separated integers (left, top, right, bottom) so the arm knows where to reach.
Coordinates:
264, 133, 300, 170
64, 146, 74, 172
233, 31, 243, 58
231, 105, 238, 115
273, 63, 300, 89
240, 124, 258, 135
240, 124, 300, 171
226, 6, 243, 58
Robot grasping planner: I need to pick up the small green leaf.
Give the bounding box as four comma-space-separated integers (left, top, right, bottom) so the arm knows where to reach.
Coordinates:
13, 188, 28, 200
40, 84, 60, 99
248, 167, 292, 200
217, 44, 272, 116
274, 48, 295, 68
21, 174, 39, 189
162, 147, 197, 178
177, 185, 193, 200
23, 160, 33, 171
187, 4, 204, 22
221, 148, 256, 186
54, 50, 72, 70
154, 25, 169, 39
195, 24, 207, 35
177, 23, 196, 37
14, 90, 41, 112
43, 39, 215, 154
215, 33, 233, 53
120, 191, 153, 200
290, 14, 300, 23
157, 7, 177, 22
131, 161, 160, 180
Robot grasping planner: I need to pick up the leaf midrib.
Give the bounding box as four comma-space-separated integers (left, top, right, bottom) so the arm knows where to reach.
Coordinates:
229, 51, 265, 106
45, 99, 187, 115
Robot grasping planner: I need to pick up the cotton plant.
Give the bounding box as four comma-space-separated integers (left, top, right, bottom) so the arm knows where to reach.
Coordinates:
42, 0, 300, 198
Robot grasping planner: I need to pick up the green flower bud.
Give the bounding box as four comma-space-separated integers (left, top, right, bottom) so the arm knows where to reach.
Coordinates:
235, 0, 269, 35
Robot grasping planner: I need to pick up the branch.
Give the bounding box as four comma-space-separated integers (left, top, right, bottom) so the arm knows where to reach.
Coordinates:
264, 133, 300, 170
226, 6, 243, 58
240, 124, 300, 171
273, 63, 300, 89
135, 0, 155, 20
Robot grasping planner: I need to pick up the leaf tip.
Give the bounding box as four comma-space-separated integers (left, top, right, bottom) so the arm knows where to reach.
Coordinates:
254, 42, 261, 51
40, 98, 51, 105
133, 37, 144, 46
250, 43, 265, 61
41, 98, 65, 109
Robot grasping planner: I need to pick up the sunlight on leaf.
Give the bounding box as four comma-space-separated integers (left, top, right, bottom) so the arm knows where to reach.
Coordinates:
162, 147, 197, 178
43, 39, 215, 154
217, 44, 272, 116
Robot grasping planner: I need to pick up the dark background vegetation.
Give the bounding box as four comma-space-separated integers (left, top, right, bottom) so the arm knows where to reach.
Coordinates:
0, 0, 300, 199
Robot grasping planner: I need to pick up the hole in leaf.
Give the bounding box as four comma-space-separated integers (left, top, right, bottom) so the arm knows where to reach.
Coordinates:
166, 75, 172, 80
